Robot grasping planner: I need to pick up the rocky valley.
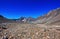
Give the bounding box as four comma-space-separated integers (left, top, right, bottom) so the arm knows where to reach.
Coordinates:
0, 8, 60, 39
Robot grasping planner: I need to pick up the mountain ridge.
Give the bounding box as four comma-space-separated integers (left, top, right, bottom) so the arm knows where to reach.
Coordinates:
0, 8, 60, 24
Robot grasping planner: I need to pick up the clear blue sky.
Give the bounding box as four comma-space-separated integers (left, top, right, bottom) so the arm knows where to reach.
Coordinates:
0, 0, 60, 19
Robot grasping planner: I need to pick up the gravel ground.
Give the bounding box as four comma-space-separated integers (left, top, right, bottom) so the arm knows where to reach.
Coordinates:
0, 23, 60, 39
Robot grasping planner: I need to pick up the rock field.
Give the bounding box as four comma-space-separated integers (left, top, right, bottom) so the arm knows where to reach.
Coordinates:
0, 23, 60, 39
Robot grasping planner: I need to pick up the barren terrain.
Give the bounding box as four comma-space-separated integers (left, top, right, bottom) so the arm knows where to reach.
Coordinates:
0, 23, 60, 39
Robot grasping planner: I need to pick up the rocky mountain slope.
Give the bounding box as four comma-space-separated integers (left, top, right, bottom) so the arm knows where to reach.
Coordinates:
32, 8, 60, 24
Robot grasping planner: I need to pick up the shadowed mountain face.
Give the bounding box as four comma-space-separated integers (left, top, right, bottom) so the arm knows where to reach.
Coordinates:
0, 15, 17, 23
0, 15, 9, 23
0, 8, 60, 24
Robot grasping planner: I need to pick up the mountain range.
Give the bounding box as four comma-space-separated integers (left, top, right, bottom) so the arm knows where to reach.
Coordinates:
0, 8, 60, 24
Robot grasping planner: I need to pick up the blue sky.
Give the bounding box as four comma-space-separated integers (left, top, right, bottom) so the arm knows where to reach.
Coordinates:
0, 0, 60, 19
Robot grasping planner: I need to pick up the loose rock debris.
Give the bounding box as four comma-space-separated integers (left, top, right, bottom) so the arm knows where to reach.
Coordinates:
0, 24, 60, 39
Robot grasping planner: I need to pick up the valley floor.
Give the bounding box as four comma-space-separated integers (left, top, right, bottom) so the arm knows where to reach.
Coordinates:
0, 23, 60, 39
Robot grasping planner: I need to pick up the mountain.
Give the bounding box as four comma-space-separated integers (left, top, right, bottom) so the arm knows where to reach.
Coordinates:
0, 8, 60, 24
0, 15, 9, 23
0, 15, 17, 23
16, 17, 27, 23
27, 17, 36, 23
32, 8, 60, 24
46, 8, 60, 24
